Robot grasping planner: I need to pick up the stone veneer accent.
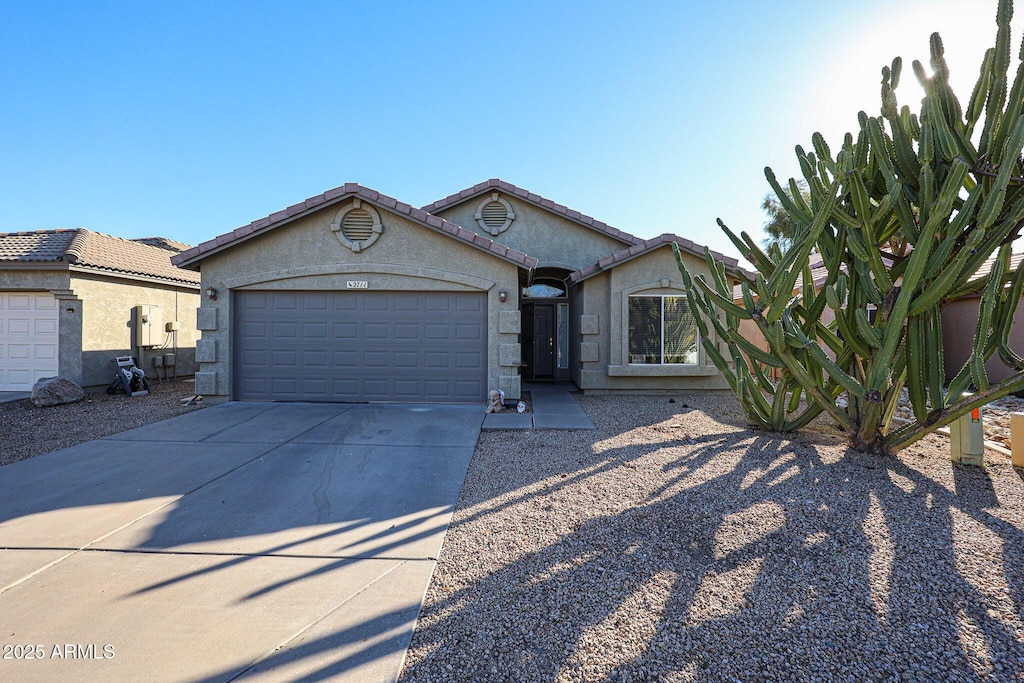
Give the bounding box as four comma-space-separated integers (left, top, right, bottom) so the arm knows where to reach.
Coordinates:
197, 307, 218, 331
499, 343, 521, 366
194, 371, 217, 395
195, 339, 217, 363
499, 310, 521, 334
580, 314, 599, 335
580, 342, 600, 362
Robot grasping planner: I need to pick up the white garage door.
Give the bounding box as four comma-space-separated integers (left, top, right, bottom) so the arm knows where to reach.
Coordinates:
0, 292, 59, 392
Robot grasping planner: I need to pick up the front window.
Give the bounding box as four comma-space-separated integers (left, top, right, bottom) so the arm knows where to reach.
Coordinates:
628, 295, 698, 364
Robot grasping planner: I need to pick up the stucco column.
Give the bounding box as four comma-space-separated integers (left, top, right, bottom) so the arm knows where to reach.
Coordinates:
52, 290, 83, 385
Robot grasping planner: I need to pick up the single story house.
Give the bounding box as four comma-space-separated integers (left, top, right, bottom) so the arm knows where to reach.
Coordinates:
172, 180, 745, 404
0, 228, 201, 391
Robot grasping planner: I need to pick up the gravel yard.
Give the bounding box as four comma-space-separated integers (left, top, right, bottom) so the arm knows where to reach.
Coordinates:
400, 394, 1024, 683
0, 380, 201, 466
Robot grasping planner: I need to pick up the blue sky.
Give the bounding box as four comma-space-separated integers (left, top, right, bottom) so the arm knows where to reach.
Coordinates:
0, 1, 1009, 263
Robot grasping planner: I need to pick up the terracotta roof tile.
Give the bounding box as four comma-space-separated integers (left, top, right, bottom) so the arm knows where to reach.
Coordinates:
569, 233, 741, 285
172, 183, 538, 272
132, 236, 193, 252
0, 228, 199, 285
422, 179, 642, 248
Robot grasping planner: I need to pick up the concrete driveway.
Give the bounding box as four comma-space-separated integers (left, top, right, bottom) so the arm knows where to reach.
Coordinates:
0, 402, 482, 682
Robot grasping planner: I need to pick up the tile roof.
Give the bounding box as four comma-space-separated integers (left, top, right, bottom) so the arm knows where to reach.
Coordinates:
968, 252, 1024, 284
569, 233, 743, 284
422, 179, 643, 247
0, 228, 200, 286
172, 183, 540, 270
132, 236, 193, 252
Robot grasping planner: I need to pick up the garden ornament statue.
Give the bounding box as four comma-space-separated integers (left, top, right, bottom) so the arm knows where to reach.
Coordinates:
485, 390, 504, 413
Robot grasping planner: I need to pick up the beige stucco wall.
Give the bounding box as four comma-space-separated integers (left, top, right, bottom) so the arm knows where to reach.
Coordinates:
191, 198, 524, 403
573, 245, 732, 393
0, 268, 199, 389
0, 268, 81, 384
70, 273, 200, 388
434, 193, 631, 271
942, 295, 1024, 384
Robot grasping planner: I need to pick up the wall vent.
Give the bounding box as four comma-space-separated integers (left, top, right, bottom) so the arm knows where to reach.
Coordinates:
331, 199, 383, 253
474, 192, 515, 235
342, 208, 375, 242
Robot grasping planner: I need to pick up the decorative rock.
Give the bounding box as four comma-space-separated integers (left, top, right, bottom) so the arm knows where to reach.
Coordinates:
30, 377, 85, 407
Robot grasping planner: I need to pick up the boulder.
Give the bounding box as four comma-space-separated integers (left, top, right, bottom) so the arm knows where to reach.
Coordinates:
31, 377, 85, 407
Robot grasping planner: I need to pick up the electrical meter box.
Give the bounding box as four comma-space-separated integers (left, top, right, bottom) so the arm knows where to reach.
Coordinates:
134, 305, 163, 347
950, 405, 985, 467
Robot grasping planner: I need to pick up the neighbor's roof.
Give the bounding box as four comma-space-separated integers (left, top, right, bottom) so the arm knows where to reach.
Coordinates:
570, 233, 744, 284
132, 236, 193, 252
967, 252, 1024, 284
0, 228, 201, 286
422, 179, 643, 247
173, 183, 539, 270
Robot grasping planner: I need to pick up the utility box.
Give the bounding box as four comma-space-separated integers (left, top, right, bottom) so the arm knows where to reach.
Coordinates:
951, 405, 985, 467
134, 305, 163, 347
1010, 413, 1024, 468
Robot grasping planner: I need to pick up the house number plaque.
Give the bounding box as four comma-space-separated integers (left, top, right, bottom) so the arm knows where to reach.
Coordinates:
346, 281, 368, 289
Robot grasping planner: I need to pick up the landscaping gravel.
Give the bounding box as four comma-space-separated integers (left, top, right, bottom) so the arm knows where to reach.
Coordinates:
400, 394, 1024, 683
0, 380, 202, 467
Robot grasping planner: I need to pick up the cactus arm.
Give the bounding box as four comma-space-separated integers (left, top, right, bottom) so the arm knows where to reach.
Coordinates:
905, 315, 930, 421
926, 308, 946, 410
690, 276, 751, 320
908, 230, 986, 315
888, 372, 1024, 450
997, 257, 1024, 368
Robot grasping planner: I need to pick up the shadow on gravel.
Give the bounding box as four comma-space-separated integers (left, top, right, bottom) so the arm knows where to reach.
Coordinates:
396, 397, 1024, 682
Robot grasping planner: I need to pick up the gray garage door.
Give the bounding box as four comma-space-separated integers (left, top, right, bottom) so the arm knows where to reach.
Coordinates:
234, 291, 487, 402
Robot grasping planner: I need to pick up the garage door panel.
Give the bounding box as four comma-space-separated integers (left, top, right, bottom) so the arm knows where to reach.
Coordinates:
234, 291, 487, 402
0, 292, 60, 391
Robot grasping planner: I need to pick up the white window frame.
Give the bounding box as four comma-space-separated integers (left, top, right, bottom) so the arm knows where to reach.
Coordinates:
627, 294, 699, 366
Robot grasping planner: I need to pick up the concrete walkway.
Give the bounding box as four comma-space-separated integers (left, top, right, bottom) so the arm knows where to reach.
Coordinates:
482, 382, 595, 431
0, 402, 482, 682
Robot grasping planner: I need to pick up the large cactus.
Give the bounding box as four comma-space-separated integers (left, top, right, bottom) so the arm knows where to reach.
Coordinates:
679, 0, 1024, 453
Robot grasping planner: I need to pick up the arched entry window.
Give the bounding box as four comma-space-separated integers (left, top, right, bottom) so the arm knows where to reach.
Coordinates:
522, 282, 566, 298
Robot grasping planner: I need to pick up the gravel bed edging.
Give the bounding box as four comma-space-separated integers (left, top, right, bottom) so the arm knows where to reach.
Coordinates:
0, 380, 203, 467
400, 394, 1024, 683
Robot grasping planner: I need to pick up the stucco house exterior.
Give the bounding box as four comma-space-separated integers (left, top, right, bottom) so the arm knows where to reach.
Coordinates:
0, 229, 201, 391
172, 180, 745, 404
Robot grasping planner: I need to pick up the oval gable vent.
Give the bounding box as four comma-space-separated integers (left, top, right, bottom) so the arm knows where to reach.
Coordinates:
342, 208, 375, 242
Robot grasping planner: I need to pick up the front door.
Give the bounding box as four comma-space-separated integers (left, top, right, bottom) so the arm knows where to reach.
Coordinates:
522, 303, 555, 380
533, 303, 554, 378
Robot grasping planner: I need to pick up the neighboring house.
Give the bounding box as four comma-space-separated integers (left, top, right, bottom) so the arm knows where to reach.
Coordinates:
942, 252, 1024, 383
172, 179, 745, 404
730, 250, 1024, 387
0, 228, 201, 391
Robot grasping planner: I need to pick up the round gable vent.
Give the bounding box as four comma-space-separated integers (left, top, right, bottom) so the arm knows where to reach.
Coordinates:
474, 192, 515, 235
342, 208, 375, 242
331, 199, 383, 253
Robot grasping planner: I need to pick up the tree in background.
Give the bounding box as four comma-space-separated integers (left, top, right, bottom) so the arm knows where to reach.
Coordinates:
761, 181, 809, 252
676, 0, 1024, 454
